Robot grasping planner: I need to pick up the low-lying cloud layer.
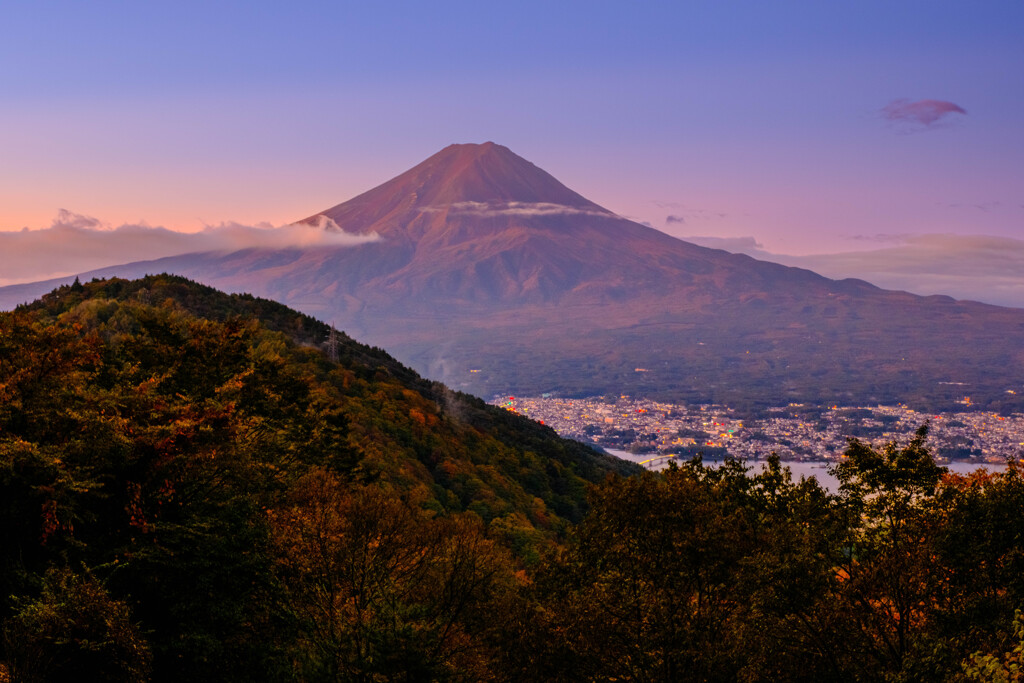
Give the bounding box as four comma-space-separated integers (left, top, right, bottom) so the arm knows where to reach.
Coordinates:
881, 99, 967, 130
793, 235, 1024, 307
685, 233, 1024, 309
0, 210, 377, 286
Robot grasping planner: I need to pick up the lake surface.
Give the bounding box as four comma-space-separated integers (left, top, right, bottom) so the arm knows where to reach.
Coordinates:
605, 449, 1007, 493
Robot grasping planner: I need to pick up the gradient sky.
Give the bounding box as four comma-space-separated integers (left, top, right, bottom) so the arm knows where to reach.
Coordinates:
2, 1, 1022, 261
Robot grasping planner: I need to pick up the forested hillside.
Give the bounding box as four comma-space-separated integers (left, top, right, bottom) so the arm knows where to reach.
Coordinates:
1, 276, 1022, 681
0, 275, 631, 681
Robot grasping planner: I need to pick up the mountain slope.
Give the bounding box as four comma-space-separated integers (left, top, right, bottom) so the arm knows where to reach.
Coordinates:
294, 142, 881, 309
2, 143, 1023, 411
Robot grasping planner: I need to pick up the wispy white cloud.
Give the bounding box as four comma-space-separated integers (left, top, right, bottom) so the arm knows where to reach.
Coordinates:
840, 233, 914, 244
420, 201, 611, 218
0, 210, 377, 286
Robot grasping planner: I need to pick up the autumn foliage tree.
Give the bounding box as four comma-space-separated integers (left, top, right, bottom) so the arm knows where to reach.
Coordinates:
520, 437, 1024, 682
270, 469, 520, 681
2, 567, 150, 683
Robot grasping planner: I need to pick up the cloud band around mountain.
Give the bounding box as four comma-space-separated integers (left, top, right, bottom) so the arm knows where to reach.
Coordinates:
420, 201, 611, 218
0, 210, 377, 287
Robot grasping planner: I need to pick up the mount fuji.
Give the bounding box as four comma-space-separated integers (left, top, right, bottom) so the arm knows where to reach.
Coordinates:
3, 143, 1022, 410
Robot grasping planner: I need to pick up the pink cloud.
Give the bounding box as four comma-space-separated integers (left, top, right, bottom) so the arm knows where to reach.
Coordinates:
882, 99, 967, 128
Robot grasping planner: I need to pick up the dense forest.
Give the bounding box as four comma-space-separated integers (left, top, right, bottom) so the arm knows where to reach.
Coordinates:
1, 276, 1022, 682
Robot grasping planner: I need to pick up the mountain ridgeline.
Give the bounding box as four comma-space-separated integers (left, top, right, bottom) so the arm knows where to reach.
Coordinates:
2, 142, 1023, 411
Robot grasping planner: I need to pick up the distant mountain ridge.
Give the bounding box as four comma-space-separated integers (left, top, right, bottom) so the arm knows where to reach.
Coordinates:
2, 142, 1023, 411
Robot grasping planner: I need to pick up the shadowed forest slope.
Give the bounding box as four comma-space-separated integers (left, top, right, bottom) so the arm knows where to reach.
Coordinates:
0, 275, 632, 681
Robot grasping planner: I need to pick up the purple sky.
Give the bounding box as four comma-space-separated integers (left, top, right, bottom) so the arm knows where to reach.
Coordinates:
2, 1, 1022, 302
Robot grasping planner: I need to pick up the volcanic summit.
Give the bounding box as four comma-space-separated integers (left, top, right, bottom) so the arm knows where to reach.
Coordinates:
302, 142, 611, 236
290, 142, 864, 310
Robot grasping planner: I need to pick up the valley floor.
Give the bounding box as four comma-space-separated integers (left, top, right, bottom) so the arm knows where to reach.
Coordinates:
493, 395, 1024, 463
